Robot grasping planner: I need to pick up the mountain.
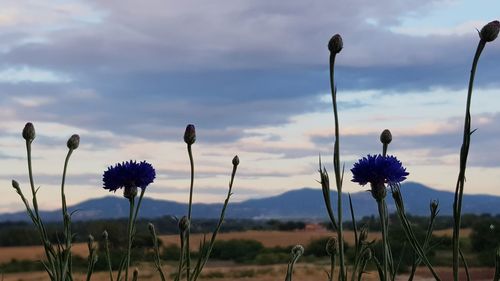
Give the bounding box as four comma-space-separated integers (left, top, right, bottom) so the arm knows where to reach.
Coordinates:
1, 182, 499, 222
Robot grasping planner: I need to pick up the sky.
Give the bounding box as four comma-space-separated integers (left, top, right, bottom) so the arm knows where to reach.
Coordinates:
0, 0, 500, 212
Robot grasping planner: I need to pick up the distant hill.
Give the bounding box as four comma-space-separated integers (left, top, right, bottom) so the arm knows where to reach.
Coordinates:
1, 182, 500, 222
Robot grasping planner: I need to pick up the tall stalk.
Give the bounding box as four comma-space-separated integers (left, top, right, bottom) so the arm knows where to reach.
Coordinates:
182, 124, 197, 281
328, 33, 346, 281
452, 20, 499, 281
124, 197, 135, 281
377, 199, 389, 281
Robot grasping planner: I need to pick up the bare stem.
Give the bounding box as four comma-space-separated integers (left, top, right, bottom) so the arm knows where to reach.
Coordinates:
186, 144, 195, 280
452, 39, 486, 281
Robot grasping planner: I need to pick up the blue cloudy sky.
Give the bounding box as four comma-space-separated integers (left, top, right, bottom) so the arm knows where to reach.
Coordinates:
0, 0, 499, 212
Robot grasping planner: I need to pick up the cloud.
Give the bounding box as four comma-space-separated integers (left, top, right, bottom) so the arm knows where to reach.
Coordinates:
309, 112, 500, 167
0, 0, 498, 142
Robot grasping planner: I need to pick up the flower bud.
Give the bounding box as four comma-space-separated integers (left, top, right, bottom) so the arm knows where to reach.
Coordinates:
325, 237, 338, 256
184, 124, 196, 145
22, 122, 36, 142
148, 222, 157, 238
319, 167, 330, 192
328, 34, 343, 54
480, 20, 500, 42
380, 129, 392, 145
359, 225, 369, 243
232, 155, 240, 166
67, 134, 80, 150
291, 244, 304, 257
87, 234, 95, 250
11, 180, 20, 190
391, 186, 404, 208
102, 230, 109, 240
430, 200, 439, 217
148, 222, 155, 233
178, 216, 190, 233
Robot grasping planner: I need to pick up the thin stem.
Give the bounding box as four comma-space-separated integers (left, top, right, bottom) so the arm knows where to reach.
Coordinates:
132, 189, 146, 234
61, 149, 73, 222
125, 197, 135, 281
186, 144, 194, 281
175, 229, 187, 281
330, 51, 346, 281
377, 199, 388, 281
150, 226, 166, 281
61, 149, 74, 281
452, 39, 486, 281
191, 162, 238, 281
26, 141, 40, 218
392, 185, 441, 281
103, 234, 114, 281
382, 143, 388, 157
494, 247, 500, 281
329, 255, 336, 281
459, 249, 470, 281
349, 194, 359, 281
25, 142, 56, 277
409, 207, 437, 281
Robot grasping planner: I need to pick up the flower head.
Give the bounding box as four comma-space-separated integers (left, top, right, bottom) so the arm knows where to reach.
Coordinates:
351, 154, 408, 186
103, 160, 156, 193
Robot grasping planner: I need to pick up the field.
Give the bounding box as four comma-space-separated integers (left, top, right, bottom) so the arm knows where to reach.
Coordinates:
0, 228, 470, 262
1, 260, 495, 281
0, 228, 480, 280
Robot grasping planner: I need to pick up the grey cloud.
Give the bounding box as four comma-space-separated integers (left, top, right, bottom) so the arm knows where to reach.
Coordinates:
6, 173, 101, 187
1, 0, 499, 150
309, 112, 500, 167
157, 167, 292, 180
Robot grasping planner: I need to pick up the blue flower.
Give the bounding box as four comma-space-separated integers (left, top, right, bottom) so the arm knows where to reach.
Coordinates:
103, 160, 156, 192
351, 154, 408, 186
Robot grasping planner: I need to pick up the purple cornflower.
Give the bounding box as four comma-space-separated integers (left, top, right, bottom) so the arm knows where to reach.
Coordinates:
103, 160, 156, 198
351, 154, 408, 200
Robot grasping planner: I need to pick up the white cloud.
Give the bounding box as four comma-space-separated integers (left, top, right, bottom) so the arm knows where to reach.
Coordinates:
0, 67, 71, 83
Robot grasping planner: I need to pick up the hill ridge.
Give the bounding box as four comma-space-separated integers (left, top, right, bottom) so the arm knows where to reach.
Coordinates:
1, 182, 500, 222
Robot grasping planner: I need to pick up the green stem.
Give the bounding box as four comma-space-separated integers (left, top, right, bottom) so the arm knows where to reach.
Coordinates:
150, 226, 166, 281
186, 144, 194, 281
330, 50, 346, 281
103, 234, 114, 281
452, 39, 486, 281
25, 142, 56, 278
61, 149, 73, 281
191, 162, 238, 281
329, 255, 336, 281
377, 199, 388, 281
175, 230, 187, 281
132, 189, 146, 234
125, 197, 135, 281
26, 141, 40, 218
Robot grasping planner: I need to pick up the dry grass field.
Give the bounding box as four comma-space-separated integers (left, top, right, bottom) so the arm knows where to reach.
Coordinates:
0, 228, 464, 263
159, 229, 381, 249
1, 262, 494, 281
0, 228, 476, 280
0, 262, 383, 281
